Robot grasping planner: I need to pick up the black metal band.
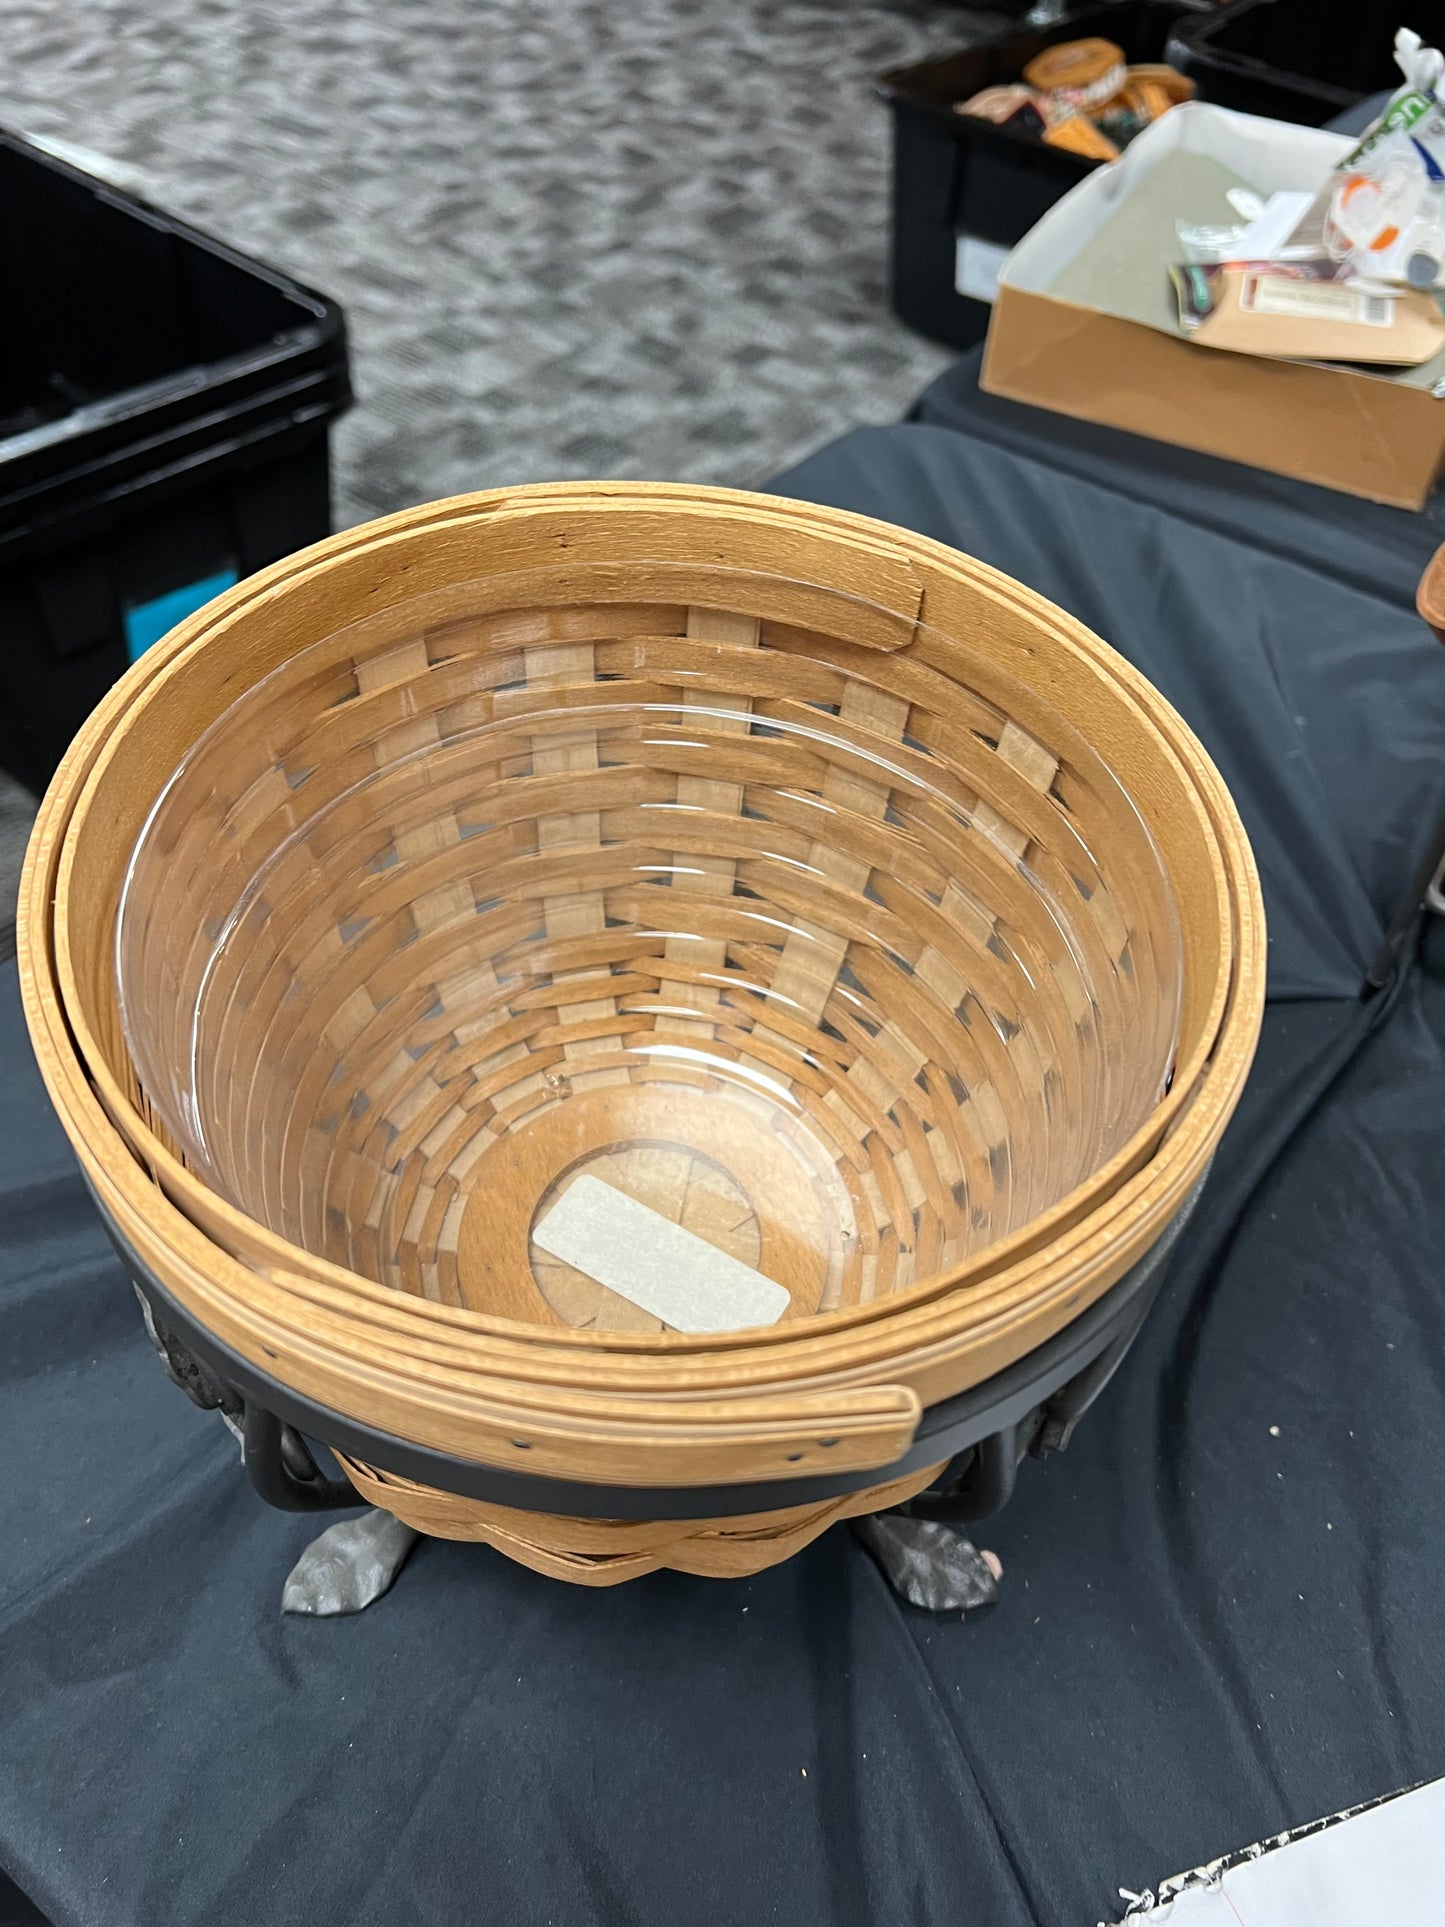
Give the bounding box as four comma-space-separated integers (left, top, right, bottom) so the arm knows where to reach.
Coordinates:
95, 1172, 1203, 1522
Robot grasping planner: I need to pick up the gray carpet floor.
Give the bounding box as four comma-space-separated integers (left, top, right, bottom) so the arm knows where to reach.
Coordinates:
0, 0, 999, 953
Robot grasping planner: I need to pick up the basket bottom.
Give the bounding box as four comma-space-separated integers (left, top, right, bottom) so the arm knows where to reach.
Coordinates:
337, 1455, 946, 1585
455, 1078, 860, 1331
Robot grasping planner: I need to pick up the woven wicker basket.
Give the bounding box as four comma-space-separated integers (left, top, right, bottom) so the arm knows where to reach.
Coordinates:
20, 484, 1264, 1579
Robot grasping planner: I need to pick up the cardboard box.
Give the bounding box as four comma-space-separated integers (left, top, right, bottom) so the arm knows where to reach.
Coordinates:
981, 102, 1445, 509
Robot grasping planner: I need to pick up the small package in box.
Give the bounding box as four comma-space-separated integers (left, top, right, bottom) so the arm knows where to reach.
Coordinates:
981, 102, 1445, 510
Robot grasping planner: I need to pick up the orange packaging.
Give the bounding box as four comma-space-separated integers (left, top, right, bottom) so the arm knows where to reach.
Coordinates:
1023, 38, 1126, 112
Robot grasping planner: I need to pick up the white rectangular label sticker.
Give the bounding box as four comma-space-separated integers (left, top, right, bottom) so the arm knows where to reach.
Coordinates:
955, 232, 1010, 304
532, 1175, 790, 1334
1241, 274, 1394, 327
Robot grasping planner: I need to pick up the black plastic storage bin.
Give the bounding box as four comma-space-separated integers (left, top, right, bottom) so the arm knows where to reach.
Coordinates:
879, 0, 1211, 352
1170, 0, 1445, 127
0, 130, 352, 796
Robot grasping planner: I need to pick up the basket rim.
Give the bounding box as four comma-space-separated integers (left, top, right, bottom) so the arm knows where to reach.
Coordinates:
55, 1100, 1232, 1481
113, 1183, 1196, 1513
25, 481, 1262, 1306
26, 1018, 1250, 1480
20, 484, 1264, 1423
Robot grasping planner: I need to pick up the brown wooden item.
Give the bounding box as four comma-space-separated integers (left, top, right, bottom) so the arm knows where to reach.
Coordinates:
1418, 538, 1445, 645
18, 484, 1265, 1577
114, 565, 1180, 1314
337, 1455, 945, 1584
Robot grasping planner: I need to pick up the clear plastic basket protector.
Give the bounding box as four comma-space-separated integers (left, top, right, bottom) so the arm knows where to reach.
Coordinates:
117, 565, 1182, 1332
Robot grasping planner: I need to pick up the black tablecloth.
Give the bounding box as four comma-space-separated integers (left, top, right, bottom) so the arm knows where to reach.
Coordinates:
4, 411, 1445, 1926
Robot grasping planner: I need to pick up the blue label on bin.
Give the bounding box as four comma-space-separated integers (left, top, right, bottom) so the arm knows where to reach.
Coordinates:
123, 567, 239, 661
